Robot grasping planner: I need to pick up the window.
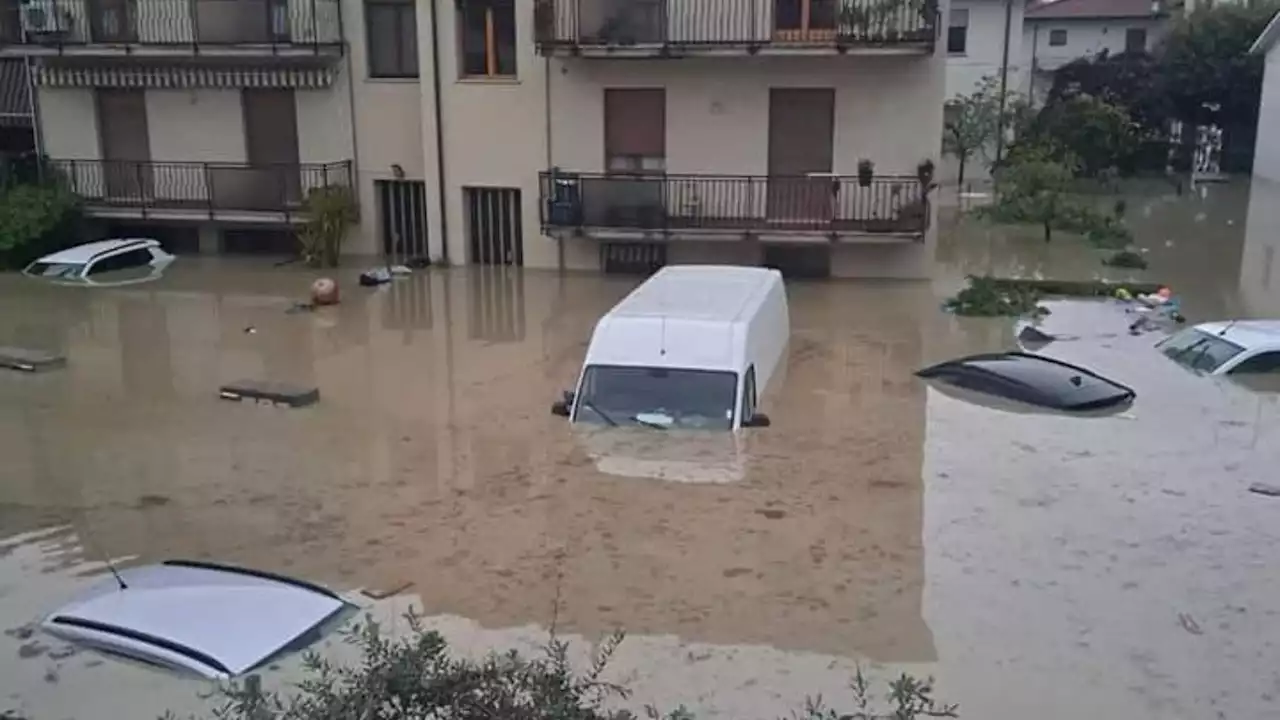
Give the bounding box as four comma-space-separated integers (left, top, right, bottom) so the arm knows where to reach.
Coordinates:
947, 8, 968, 54
459, 0, 516, 78
604, 88, 665, 173
1048, 28, 1067, 46
366, 0, 418, 78
1227, 352, 1280, 375
1124, 27, 1147, 53
87, 248, 153, 276
1158, 329, 1245, 373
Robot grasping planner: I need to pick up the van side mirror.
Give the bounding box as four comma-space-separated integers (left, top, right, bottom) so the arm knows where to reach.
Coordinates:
742, 412, 771, 428
551, 390, 574, 418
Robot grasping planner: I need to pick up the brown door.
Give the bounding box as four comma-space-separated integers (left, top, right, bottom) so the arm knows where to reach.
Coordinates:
221, 89, 300, 211
600, 88, 666, 228
96, 89, 150, 202
767, 88, 834, 226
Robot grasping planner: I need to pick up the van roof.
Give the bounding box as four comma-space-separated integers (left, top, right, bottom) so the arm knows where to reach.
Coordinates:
586, 265, 783, 372
609, 265, 782, 324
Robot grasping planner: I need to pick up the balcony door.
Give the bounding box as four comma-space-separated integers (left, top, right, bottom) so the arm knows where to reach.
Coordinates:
196, 0, 290, 44
96, 89, 151, 203
773, 0, 836, 43
767, 88, 834, 226
212, 89, 299, 211
599, 88, 665, 228
88, 0, 137, 42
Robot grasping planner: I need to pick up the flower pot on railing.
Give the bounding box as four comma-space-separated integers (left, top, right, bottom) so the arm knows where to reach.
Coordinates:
857, 159, 875, 188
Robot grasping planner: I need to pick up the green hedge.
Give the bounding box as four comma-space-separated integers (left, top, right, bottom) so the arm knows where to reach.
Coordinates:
0, 181, 85, 270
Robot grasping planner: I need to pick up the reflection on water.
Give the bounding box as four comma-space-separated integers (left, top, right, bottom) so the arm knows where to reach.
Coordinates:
3, 176, 1280, 719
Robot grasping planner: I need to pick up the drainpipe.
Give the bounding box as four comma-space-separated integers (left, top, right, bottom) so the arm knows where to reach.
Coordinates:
546, 55, 562, 271
24, 57, 43, 181
343, 52, 360, 203
428, 0, 450, 264
1028, 24, 1039, 103
994, 0, 1014, 166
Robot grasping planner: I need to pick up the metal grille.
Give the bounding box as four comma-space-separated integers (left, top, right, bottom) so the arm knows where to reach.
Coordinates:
376, 179, 428, 264
464, 186, 523, 267
600, 242, 666, 275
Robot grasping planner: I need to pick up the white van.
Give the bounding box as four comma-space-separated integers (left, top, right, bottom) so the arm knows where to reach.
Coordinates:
552, 265, 789, 431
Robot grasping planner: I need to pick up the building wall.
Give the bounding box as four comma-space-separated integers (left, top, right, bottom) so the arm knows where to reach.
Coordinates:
945, 0, 1025, 101
1254, 48, 1280, 183
37, 88, 98, 159
146, 90, 245, 162
1023, 17, 1168, 77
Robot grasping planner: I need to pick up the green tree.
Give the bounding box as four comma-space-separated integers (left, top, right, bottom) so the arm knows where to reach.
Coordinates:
987, 148, 1077, 243
1021, 93, 1139, 177
943, 76, 1023, 186
1159, 1, 1280, 168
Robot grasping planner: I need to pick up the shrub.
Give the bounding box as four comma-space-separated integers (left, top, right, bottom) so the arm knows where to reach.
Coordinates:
0, 182, 84, 270
945, 276, 1047, 317
297, 185, 358, 268
1104, 249, 1149, 269
165, 611, 957, 720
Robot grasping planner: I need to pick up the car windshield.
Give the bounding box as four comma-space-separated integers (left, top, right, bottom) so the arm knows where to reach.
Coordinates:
1158, 328, 1246, 373
25, 262, 83, 279
574, 365, 739, 430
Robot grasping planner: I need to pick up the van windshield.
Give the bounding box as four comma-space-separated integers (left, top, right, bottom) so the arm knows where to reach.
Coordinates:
575, 365, 738, 431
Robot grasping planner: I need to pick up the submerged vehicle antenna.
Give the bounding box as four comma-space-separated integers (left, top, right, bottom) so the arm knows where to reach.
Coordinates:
78, 511, 128, 590
1219, 319, 1239, 337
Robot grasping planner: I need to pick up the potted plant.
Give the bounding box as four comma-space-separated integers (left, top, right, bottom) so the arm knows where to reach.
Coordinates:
857, 159, 875, 187
916, 158, 936, 189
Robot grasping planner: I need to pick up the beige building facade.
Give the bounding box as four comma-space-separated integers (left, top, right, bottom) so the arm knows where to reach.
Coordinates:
5, 0, 948, 278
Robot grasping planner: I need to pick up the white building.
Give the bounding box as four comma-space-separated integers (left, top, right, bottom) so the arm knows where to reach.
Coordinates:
945, 0, 1025, 99
1023, 0, 1169, 103
1250, 9, 1280, 183
3, 0, 949, 279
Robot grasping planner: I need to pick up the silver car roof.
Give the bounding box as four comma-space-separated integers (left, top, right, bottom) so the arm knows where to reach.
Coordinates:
41, 560, 348, 679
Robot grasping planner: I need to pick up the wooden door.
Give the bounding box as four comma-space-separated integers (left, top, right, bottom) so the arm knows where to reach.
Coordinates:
96, 89, 150, 201
767, 88, 834, 226
773, 0, 836, 42
226, 89, 300, 210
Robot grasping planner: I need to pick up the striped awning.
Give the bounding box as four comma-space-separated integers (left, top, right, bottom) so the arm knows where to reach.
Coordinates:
34, 63, 336, 89
0, 59, 33, 127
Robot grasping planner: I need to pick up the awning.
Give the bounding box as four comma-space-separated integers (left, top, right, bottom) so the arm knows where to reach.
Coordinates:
34, 63, 336, 89
0, 59, 33, 127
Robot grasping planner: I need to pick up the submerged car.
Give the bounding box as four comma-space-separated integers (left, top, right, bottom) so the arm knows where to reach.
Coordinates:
1156, 321, 1280, 375
23, 238, 174, 286
917, 352, 1136, 412
41, 560, 351, 679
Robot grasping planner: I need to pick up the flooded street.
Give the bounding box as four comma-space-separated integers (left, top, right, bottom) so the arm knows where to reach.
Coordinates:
3, 178, 1280, 719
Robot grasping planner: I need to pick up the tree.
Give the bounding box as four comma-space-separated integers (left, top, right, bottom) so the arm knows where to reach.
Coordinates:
1047, 50, 1168, 135
1159, 1, 1280, 169
1022, 93, 1139, 177
943, 76, 1023, 186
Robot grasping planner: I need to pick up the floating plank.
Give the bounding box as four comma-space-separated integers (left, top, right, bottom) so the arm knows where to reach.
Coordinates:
0, 347, 66, 373
1249, 483, 1280, 498
218, 380, 319, 408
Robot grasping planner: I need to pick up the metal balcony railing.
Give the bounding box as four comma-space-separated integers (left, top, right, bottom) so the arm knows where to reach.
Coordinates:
535, 0, 938, 52
50, 159, 352, 216
539, 171, 928, 235
0, 0, 343, 48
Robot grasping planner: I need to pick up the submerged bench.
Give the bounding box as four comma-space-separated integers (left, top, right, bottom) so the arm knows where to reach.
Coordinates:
0, 347, 66, 372
218, 380, 319, 408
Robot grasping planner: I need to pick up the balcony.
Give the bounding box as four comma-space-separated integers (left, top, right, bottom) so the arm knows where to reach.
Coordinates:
0, 0, 343, 58
539, 171, 928, 242
535, 0, 938, 57
51, 158, 352, 222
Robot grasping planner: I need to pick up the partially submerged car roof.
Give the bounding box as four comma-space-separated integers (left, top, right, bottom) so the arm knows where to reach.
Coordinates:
917, 352, 1135, 412
33, 238, 161, 265
41, 560, 348, 679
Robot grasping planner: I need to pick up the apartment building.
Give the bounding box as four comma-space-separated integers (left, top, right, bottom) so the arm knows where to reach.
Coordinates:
946, 0, 1023, 99
2, 0, 948, 278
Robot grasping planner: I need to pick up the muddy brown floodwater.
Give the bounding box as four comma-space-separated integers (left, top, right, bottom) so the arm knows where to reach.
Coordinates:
1, 178, 1280, 719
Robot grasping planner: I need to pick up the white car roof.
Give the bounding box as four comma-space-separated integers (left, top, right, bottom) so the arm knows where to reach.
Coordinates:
36, 238, 160, 264
1192, 320, 1280, 351
41, 560, 348, 678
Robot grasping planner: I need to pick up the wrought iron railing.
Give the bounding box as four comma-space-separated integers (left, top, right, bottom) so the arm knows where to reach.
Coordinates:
0, 0, 343, 47
50, 159, 352, 215
539, 171, 927, 235
535, 0, 937, 50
